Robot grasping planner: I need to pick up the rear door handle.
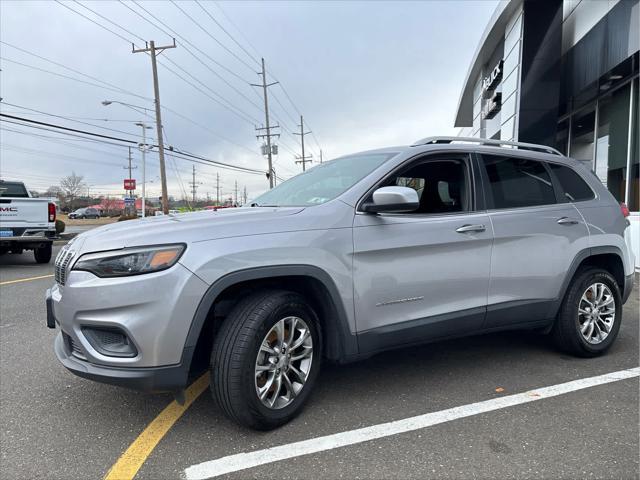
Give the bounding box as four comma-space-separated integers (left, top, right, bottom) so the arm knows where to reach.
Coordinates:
557, 217, 579, 225
456, 224, 486, 233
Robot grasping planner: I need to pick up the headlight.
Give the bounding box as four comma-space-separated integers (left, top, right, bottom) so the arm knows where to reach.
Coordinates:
72, 244, 185, 278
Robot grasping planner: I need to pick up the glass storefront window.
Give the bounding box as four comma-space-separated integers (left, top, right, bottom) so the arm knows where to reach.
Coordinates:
555, 119, 569, 155
596, 85, 631, 203
569, 108, 595, 168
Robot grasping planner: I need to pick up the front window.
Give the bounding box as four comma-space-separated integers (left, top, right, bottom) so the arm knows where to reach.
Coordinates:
379, 158, 471, 214
251, 152, 398, 207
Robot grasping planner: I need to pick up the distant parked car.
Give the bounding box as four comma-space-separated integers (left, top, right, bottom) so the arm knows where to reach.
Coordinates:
68, 208, 100, 219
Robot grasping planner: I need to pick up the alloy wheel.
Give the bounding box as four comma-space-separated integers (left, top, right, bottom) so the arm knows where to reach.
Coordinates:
254, 316, 314, 409
578, 282, 615, 345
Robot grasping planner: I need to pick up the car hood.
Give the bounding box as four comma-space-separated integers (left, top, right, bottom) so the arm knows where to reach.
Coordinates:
69, 207, 306, 254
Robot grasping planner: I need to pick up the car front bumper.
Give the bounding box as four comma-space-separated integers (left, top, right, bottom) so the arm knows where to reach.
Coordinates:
53, 331, 191, 393
46, 260, 209, 391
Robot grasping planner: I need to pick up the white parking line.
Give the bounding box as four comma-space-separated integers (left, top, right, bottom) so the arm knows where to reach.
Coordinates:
184, 367, 640, 480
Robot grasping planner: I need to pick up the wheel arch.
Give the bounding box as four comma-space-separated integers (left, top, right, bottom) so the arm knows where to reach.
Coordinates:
554, 246, 626, 317
182, 265, 358, 378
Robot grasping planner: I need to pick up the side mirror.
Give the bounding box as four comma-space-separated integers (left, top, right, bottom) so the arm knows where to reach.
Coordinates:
361, 186, 419, 213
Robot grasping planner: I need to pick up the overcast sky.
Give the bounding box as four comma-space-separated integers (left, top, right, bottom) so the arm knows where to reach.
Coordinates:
0, 0, 498, 203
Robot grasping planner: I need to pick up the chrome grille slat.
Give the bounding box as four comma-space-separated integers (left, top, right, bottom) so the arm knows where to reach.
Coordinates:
54, 248, 74, 285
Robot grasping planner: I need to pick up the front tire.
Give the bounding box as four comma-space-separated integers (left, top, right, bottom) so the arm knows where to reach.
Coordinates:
210, 290, 322, 430
552, 268, 622, 357
34, 243, 52, 263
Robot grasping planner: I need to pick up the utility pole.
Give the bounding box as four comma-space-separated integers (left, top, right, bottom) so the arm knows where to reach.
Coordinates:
243, 186, 247, 205
133, 39, 176, 214
252, 58, 279, 188
123, 147, 137, 215
189, 165, 202, 206
294, 115, 313, 171
320, 149, 323, 163
215, 173, 221, 206
234, 180, 239, 206
136, 122, 152, 218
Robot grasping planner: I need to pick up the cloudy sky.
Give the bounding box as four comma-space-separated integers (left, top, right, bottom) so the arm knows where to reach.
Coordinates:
0, 0, 498, 203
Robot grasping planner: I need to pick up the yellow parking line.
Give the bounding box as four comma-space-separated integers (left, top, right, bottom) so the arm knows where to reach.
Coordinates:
103, 373, 210, 480
0, 274, 54, 286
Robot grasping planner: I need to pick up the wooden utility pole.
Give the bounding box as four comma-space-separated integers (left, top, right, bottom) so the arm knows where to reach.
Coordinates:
133, 39, 176, 214
252, 58, 279, 188
294, 115, 313, 171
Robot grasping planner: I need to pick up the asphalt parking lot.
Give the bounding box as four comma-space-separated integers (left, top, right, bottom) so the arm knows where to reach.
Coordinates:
1, 244, 638, 479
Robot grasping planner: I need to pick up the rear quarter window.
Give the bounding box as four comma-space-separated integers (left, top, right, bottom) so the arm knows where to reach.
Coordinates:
548, 163, 595, 202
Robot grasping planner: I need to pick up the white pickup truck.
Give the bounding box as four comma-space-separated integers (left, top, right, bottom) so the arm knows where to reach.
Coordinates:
0, 180, 57, 263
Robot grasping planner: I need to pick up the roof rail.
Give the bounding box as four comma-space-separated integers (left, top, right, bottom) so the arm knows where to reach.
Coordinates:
412, 136, 563, 156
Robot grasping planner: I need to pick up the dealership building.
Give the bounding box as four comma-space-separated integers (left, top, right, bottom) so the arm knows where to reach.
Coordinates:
455, 0, 639, 268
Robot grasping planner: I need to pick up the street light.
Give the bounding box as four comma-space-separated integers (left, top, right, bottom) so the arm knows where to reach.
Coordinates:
101, 100, 154, 119
135, 122, 153, 218
102, 100, 154, 218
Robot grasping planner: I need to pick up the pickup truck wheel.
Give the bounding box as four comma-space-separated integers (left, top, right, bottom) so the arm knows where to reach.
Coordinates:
34, 243, 52, 263
552, 268, 621, 357
210, 290, 322, 430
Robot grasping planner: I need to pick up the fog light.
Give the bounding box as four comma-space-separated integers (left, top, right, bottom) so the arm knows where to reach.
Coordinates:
82, 327, 138, 358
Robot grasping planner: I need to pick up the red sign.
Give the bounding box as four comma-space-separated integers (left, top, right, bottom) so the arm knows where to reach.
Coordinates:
124, 179, 136, 190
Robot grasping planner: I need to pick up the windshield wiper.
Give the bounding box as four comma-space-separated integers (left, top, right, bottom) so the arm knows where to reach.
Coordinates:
250, 202, 279, 207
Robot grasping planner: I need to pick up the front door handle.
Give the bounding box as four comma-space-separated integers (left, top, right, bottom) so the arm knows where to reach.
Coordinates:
557, 217, 579, 225
456, 224, 486, 233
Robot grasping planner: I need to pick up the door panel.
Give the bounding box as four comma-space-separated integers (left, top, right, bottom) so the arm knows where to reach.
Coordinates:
485, 203, 589, 327
353, 211, 493, 344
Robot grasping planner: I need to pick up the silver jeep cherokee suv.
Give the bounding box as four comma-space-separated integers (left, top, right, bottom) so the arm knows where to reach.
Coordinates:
46, 137, 635, 430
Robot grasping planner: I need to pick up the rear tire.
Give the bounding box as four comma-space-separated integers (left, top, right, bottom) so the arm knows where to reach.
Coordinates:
210, 290, 322, 430
34, 244, 52, 264
551, 268, 621, 357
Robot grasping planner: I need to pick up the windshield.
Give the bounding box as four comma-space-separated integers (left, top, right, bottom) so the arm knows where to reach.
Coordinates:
252, 152, 397, 207
0, 181, 29, 198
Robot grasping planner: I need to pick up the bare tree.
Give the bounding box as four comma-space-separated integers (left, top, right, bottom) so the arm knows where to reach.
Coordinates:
60, 172, 85, 211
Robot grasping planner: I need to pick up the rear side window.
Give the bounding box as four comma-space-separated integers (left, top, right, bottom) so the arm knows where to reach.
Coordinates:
0, 182, 29, 198
482, 155, 556, 209
548, 163, 595, 202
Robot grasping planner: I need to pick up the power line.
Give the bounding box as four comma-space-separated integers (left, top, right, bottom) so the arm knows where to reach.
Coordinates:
1, 102, 152, 140
73, 0, 147, 44
195, 0, 261, 66
53, 0, 259, 137
1, 114, 266, 176
54, 0, 134, 45
132, 0, 249, 84
120, 1, 264, 120
209, 1, 324, 155
0, 113, 139, 144
0, 41, 151, 101
0, 57, 148, 100
170, 0, 257, 73
213, 1, 263, 62
159, 56, 260, 125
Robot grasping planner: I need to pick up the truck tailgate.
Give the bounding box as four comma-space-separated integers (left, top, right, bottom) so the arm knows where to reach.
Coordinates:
0, 198, 50, 227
